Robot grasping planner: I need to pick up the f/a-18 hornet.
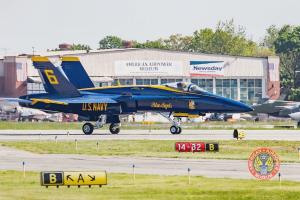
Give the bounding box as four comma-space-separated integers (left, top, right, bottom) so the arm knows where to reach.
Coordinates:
12, 56, 252, 135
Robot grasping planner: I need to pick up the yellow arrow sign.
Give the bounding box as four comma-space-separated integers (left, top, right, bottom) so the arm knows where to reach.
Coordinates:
63, 171, 107, 186
41, 171, 107, 187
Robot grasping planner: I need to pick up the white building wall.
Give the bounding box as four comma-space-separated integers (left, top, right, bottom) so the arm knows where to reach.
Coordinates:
68, 49, 267, 77
26, 49, 270, 78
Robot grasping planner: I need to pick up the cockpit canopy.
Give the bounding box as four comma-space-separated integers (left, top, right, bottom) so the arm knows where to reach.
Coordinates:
163, 82, 208, 93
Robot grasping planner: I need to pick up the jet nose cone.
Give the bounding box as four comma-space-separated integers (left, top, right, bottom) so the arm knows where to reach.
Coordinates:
220, 98, 253, 113
232, 101, 253, 112
241, 103, 253, 112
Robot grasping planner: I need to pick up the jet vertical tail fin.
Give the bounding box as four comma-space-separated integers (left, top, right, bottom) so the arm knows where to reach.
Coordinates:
31, 56, 81, 97
61, 57, 94, 89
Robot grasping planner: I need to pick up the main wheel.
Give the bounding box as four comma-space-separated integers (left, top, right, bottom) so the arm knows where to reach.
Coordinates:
109, 123, 120, 134
177, 127, 182, 134
170, 125, 178, 134
82, 122, 94, 135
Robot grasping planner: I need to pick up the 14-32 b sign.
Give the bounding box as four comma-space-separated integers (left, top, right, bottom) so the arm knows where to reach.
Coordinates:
175, 142, 219, 152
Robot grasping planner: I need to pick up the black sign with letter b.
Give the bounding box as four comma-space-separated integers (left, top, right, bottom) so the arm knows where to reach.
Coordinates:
41, 172, 63, 185
205, 143, 219, 152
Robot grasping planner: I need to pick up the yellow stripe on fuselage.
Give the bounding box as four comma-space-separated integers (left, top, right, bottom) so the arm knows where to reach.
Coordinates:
31, 56, 50, 62
173, 112, 199, 118
30, 98, 68, 105
79, 85, 184, 93
61, 57, 80, 62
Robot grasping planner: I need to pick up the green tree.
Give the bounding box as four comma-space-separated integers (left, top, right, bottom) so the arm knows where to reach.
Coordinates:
189, 20, 258, 56
163, 34, 192, 51
70, 44, 91, 51
133, 39, 166, 49
261, 25, 279, 50
99, 36, 123, 49
265, 25, 300, 100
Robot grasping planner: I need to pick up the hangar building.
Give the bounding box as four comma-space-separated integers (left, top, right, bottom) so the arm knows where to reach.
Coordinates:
0, 48, 280, 103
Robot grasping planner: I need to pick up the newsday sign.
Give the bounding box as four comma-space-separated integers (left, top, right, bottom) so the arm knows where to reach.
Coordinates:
190, 61, 225, 77
115, 61, 183, 76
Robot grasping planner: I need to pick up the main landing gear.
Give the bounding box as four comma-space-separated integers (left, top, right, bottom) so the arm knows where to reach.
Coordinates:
82, 122, 94, 135
82, 115, 121, 135
159, 112, 182, 134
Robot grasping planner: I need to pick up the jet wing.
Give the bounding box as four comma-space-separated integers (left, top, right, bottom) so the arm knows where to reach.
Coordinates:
1, 97, 117, 106
274, 102, 300, 109
0, 98, 32, 104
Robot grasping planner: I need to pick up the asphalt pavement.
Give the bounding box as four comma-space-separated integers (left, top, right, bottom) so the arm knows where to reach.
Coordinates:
0, 146, 299, 181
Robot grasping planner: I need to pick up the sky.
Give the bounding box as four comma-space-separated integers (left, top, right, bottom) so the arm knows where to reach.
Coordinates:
0, 0, 299, 54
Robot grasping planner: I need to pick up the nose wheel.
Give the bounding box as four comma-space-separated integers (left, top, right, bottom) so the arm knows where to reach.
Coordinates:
159, 112, 183, 134
170, 125, 182, 134
82, 122, 94, 135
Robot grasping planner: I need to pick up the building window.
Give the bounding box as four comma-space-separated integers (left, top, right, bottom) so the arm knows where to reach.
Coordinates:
114, 79, 133, 85
161, 79, 183, 84
136, 79, 158, 85
240, 79, 262, 103
93, 82, 109, 87
191, 79, 213, 93
27, 83, 45, 94
215, 79, 237, 99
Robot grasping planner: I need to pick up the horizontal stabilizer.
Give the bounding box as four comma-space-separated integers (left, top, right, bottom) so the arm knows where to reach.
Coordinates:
30, 98, 68, 105
0, 98, 32, 104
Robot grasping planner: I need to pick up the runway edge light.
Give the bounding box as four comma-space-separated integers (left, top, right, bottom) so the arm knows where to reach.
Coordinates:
40, 171, 107, 188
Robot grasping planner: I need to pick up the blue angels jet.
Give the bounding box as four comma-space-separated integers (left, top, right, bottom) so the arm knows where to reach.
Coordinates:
13, 56, 252, 135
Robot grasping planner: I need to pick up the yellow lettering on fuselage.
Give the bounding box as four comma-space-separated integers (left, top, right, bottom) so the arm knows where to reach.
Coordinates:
151, 102, 172, 110
82, 103, 108, 111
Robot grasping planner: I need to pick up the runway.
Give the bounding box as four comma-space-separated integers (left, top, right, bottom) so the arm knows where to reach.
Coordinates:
0, 129, 299, 141
1, 146, 299, 181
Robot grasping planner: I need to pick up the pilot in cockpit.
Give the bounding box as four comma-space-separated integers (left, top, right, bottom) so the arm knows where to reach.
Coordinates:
176, 82, 188, 91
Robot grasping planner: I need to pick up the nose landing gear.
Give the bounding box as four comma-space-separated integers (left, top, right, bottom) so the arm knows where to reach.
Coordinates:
170, 125, 182, 134
159, 112, 182, 134
109, 123, 120, 134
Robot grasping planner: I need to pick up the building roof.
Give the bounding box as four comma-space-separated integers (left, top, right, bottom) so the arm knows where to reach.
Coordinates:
64, 48, 275, 60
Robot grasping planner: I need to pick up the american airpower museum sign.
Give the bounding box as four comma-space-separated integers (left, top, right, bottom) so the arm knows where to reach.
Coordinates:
190, 61, 225, 76
115, 61, 183, 76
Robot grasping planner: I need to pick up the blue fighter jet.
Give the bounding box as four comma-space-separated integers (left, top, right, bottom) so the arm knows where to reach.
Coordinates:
14, 56, 252, 135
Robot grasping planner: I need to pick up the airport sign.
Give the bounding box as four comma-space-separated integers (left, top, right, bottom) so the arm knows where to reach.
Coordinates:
64, 171, 107, 186
175, 142, 206, 152
41, 171, 107, 187
205, 143, 219, 152
175, 142, 219, 152
41, 171, 64, 186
